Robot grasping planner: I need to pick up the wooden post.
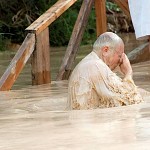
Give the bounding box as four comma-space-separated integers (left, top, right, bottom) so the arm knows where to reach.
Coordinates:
0, 33, 35, 91
113, 0, 130, 18
31, 27, 51, 85
57, 0, 94, 80
94, 0, 107, 37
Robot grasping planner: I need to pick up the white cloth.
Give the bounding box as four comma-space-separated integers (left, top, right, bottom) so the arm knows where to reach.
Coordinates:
68, 52, 143, 110
128, 0, 150, 40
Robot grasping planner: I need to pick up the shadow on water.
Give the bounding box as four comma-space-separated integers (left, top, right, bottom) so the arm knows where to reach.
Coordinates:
0, 33, 150, 150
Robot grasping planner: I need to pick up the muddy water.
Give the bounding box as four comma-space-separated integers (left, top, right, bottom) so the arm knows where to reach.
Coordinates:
0, 33, 150, 150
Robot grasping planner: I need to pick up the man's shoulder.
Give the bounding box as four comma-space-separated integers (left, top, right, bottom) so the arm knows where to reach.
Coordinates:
71, 51, 108, 77
81, 52, 104, 65
78, 57, 103, 69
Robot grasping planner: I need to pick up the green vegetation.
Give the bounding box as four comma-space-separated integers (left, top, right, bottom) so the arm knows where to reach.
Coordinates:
106, 1, 121, 12
0, 34, 11, 51
0, 0, 123, 50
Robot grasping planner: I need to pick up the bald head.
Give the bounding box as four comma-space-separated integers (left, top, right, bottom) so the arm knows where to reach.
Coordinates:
93, 32, 124, 53
93, 32, 125, 70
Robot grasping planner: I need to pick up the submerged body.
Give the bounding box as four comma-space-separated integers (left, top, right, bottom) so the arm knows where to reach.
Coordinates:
68, 52, 143, 110
68, 32, 143, 110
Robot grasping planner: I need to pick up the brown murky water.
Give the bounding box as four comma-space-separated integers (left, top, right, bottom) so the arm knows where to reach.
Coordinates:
0, 33, 150, 150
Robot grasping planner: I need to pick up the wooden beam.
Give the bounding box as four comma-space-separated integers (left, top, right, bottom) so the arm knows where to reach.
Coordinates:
31, 27, 51, 85
57, 0, 94, 80
95, 0, 107, 37
113, 0, 130, 18
127, 42, 150, 64
26, 0, 77, 35
0, 33, 35, 91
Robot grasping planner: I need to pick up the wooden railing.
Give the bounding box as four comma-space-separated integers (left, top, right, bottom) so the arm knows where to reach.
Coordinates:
56, 0, 107, 80
26, 0, 77, 35
56, 0, 130, 80
0, 0, 131, 91
0, 33, 35, 90
0, 0, 77, 91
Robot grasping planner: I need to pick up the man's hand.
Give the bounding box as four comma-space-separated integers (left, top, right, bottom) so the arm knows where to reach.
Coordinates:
119, 53, 133, 78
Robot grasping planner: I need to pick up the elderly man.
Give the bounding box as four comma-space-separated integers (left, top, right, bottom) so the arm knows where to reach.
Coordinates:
68, 32, 143, 110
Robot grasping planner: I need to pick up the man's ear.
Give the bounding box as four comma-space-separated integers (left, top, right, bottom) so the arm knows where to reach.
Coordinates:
102, 46, 109, 56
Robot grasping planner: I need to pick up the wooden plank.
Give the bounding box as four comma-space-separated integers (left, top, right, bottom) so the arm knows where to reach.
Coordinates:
127, 42, 150, 64
0, 33, 35, 91
57, 0, 94, 80
31, 27, 51, 85
113, 0, 130, 18
94, 0, 107, 37
26, 0, 77, 35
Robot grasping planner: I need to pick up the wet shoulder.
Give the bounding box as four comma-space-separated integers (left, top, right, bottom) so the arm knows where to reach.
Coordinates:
78, 52, 104, 67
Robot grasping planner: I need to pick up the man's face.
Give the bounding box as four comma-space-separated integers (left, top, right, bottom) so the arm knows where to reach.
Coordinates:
107, 44, 124, 70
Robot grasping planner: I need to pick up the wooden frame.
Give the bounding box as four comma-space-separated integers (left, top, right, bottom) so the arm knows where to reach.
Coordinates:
0, 33, 35, 91
26, 0, 77, 35
31, 28, 51, 85
95, 0, 107, 37
113, 0, 130, 17
57, 0, 95, 80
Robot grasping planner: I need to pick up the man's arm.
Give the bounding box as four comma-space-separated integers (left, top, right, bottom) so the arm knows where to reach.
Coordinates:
91, 60, 143, 107
119, 53, 133, 81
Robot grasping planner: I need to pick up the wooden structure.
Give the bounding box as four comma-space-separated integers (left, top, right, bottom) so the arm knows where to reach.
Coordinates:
0, 0, 77, 90
0, 33, 35, 90
27, 0, 77, 85
113, 0, 130, 17
0, 0, 148, 90
56, 0, 130, 80
57, 0, 96, 80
